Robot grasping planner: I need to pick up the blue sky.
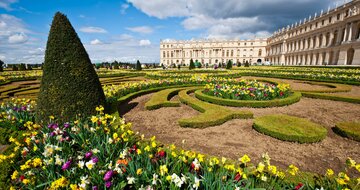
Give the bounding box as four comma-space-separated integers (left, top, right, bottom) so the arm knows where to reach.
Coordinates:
0, 0, 344, 64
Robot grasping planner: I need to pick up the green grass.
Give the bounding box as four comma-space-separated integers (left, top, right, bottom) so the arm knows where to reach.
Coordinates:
178, 88, 253, 128
253, 114, 327, 143
195, 90, 302, 108
296, 82, 352, 93
145, 88, 183, 110
333, 122, 360, 142
301, 92, 360, 104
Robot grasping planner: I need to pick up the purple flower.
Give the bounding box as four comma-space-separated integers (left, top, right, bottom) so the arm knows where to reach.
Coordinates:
105, 181, 112, 188
50, 132, 56, 137
103, 170, 113, 181
85, 151, 93, 159
62, 160, 71, 170
21, 106, 27, 111
63, 123, 70, 129
92, 186, 98, 190
91, 157, 99, 163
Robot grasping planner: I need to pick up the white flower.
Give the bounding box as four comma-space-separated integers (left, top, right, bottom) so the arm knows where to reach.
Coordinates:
78, 161, 85, 169
43, 145, 54, 157
192, 176, 200, 189
92, 148, 100, 154
77, 155, 84, 160
127, 176, 136, 184
79, 175, 90, 189
235, 186, 240, 190
152, 173, 158, 185
171, 173, 184, 187
55, 155, 64, 166
119, 149, 127, 159
44, 158, 53, 165
108, 138, 113, 144
261, 175, 267, 182
192, 158, 201, 171
85, 160, 95, 170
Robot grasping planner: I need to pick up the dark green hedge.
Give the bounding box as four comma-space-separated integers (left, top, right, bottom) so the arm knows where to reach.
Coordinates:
178, 88, 253, 128
253, 114, 327, 143
145, 88, 183, 110
296, 82, 352, 93
301, 92, 360, 104
333, 122, 360, 142
195, 90, 302, 108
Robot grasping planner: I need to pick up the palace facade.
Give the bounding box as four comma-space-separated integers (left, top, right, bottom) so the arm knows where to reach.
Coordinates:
160, 0, 360, 66
160, 39, 267, 66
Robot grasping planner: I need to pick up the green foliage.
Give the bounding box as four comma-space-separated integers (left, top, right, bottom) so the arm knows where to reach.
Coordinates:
12, 65, 18, 71
244, 61, 250, 67
178, 88, 253, 128
19, 63, 26, 71
253, 114, 327, 143
237, 62, 241, 67
136, 60, 142, 71
333, 122, 360, 142
189, 59, 195, 70
226, 60, 233, 69
36, 12, 106, 123
301, 92, 360, 104
145, 88, 183, 110
296, 82, 352, 93
196, 90, 302, 108
0, 59, 4, 72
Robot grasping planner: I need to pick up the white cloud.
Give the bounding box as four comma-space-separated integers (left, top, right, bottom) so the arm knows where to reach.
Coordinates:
80, 26, 107, 33
79, 14, 86, 18
126, 26, 153, 34
0, 0, 17, 11
8, 33, 28, 43
139, 39, 151, 46
0, 55, 5, 60
90, 39, 103, 45
28, 48, 45, 55
121, 4, 130, 14
128, 0, 333, 39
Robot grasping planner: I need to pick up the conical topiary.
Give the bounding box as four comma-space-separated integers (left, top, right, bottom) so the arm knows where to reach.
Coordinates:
36, 12, 106, 123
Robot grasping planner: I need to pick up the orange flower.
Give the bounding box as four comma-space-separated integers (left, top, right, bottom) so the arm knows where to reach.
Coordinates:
116, 159, 128, 166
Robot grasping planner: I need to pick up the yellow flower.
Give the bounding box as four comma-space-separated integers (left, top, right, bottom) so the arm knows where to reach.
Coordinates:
239, 154, 251, 164
70, 184, 78, 190
22, 179, 30, 185
50, 176, 69, 190
137, 149, 142, 155
91, 116, 98, 123
49, 115, 55, 120
268, 165, 277, 175
257, 162, 265, 173
144, 145, 151, 152
166, 175, 172, 181
326, 169, 334, 177
221, 157, 227, 165
11, 170, 18, 180
197, 154, 205, 162
33, 158, 43, 167
151, 141, 157, 148
160, 165, 168, 176
276, 171, 286, 179
336, 172, 350, 185
288, 164, 299, 176
356, 164, 360, 173
346, 157, 356, 168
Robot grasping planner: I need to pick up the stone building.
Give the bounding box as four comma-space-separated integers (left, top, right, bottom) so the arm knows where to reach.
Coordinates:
160, 0, 360, 66
267, 0, 360, 65
160, 39, 267, 66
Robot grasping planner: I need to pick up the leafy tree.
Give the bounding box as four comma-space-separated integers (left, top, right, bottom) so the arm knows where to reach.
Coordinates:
189, 58, 195, 70
178, 64, 181, 70
0, 59, 4, 72
12, 65, 18, 71
136, 60, 142, 71
245, 61, 250, 67
36, 12, 106, 123
19, 63, 26, 71
237, 62, 241, 67
226, 60, 232, 69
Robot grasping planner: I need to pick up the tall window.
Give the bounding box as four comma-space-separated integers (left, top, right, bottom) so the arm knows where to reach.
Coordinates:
163, 51, 166, 58
231, 50, 233, 57
258, 49, 262, 56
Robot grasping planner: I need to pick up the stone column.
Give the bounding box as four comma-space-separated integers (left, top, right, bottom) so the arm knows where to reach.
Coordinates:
322, 35, 327, 47
343, 24, 349, 42
312, 54, 317, 65
315, 35, 320, 48
318, 53, 323, 65
302, 54, 306, 65
348, 22, 353, 41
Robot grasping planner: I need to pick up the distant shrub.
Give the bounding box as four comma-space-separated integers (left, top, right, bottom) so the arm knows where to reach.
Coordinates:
226, 60, 232, 69
136, 60, 142, 71
245, 61, 250, 67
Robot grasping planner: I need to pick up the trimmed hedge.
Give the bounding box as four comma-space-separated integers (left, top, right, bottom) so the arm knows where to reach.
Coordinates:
333, 122, 360, 142
253, 114, 327, 143
195, 90, 302, 108
301, 92, 360, 104
145, 88, 183, 110
296, 82, 352, 93
178, 88, 253, 128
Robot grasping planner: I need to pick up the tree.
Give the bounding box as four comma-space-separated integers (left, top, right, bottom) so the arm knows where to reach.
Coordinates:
178, 64, 181, 70
12, 65, 18, 71
36, 12, 106, 123
136, 60, 142, 71
19, 63, 26, 71
226, 60, 233, 69
237, 62, 241, 67
189, 59, 195, 70
0, 60, 4, 72
245, 61, 250, 67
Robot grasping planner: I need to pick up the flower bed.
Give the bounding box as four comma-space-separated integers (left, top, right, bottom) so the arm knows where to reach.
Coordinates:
203, 80, 291, 101
0, 99, 359, 189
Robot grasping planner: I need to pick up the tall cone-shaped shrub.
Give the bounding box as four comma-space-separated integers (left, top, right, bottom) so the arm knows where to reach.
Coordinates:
36, 12, 106, 123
